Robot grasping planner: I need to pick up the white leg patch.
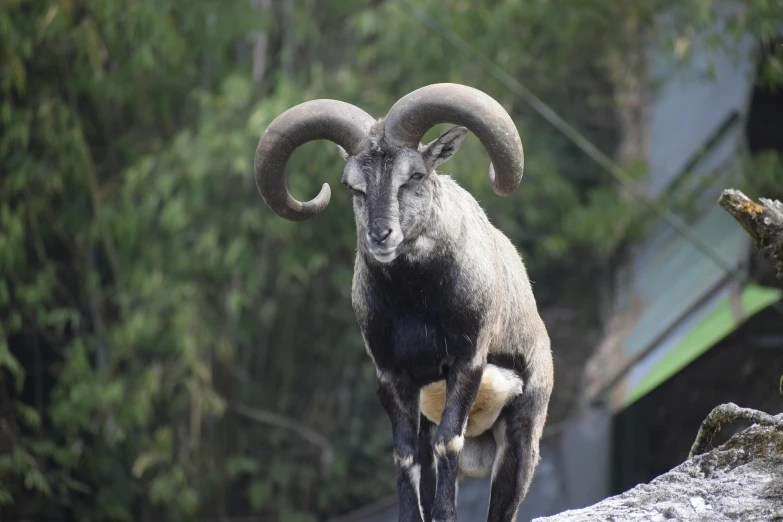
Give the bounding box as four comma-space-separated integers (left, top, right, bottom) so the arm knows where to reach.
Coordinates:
395, 453, 414, 469
447, 435, 465, 453
491, 421, 508, 483
408, 464, 425, 521
435, 435, 465, 458
434, 441, 447, 458
409, 463, 421, 491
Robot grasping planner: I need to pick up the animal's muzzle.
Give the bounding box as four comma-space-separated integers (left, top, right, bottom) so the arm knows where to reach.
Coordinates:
369, 219, 394, 245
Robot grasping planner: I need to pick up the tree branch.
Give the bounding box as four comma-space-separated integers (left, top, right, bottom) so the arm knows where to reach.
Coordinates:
718, 189, 783, 278
250, 0, 271, 85
230, 402, 333, 469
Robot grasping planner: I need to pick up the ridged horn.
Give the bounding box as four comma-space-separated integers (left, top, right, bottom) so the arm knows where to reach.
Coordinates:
254, 99, 375, 221
383, 83, 523, 196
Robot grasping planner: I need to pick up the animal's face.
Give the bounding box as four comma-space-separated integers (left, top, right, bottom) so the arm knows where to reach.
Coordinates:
340, 125, 468, 263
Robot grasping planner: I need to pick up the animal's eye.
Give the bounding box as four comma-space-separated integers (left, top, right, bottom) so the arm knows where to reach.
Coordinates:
345, 185, 364, 197
342, 180, 364, 197
410, 172, 425, 181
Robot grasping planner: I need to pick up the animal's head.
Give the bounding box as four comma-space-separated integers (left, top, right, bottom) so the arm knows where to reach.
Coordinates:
254, 84, 524, 263
335, 121, 470, 262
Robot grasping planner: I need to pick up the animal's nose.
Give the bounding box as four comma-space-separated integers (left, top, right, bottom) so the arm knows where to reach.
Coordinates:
369, 227, 393, 244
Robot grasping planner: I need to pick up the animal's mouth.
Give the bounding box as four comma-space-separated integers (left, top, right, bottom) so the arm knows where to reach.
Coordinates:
366, 228, 403, 263
370, 247, 400, 263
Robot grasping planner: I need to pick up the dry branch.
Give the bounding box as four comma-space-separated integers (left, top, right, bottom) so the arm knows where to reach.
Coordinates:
231, 402, 333, 469
718, 189, 783, 278
688, 402, 783, 458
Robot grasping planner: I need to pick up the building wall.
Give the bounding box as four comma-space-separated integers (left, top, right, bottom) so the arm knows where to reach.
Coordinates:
612, 307, 783, 494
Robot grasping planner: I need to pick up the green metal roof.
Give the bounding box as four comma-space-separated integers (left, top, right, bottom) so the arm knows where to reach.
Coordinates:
620, 283, 781, 409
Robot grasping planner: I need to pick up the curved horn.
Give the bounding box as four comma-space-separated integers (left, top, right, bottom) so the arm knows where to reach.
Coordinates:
254, 100, 375, 221
383, 84, 523, 196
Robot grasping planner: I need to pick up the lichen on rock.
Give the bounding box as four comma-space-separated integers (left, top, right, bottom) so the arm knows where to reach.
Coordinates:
718, 189, 783, 279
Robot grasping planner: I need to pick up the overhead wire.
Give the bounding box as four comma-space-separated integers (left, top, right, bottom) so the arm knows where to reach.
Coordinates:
395, 0, 783, 322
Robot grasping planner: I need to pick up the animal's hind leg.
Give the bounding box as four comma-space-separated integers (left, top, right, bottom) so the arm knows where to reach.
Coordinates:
418, 415, 437, 522
487, 387, 549, 522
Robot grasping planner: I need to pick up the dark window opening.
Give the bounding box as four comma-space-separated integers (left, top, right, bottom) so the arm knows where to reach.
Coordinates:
746, 38, 783, 155
610, 307, 783, 495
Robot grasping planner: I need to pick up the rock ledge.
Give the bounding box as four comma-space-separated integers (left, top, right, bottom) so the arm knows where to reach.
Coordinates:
533, 405, 783, 522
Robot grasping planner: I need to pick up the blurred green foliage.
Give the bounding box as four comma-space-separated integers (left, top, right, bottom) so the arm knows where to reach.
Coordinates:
1, 0, 781, 521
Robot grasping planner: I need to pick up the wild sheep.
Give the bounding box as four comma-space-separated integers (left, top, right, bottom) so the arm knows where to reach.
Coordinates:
254, 83, 553, 522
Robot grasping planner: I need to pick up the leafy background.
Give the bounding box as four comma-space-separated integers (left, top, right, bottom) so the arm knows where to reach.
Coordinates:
1, 0, 781, 521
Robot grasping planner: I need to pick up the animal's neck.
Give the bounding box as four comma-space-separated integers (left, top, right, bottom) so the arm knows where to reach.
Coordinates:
405, 174, 466, 260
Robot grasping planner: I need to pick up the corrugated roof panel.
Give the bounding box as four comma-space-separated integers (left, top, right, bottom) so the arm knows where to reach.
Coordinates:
623, 203, 750, 358
647, 36, 755, 196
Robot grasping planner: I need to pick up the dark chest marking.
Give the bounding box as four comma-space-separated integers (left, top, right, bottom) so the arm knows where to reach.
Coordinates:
360, 253, 485, 387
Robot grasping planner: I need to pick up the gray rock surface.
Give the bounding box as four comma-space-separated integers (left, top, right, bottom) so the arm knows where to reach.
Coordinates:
533, 417, 783, 522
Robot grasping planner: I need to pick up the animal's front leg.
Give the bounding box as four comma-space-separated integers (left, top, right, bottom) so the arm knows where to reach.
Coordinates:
431, 358, 485, 522
377, 372, 425, 522
418, 415, 437, 522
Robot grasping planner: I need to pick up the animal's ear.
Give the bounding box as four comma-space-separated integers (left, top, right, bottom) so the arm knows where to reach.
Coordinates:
421, 126, 468, 170
337, 145, 351, 162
